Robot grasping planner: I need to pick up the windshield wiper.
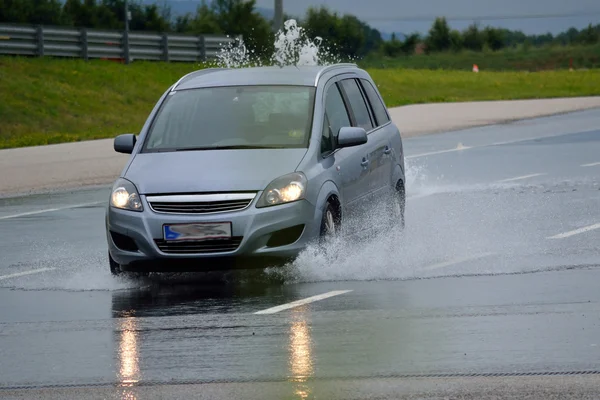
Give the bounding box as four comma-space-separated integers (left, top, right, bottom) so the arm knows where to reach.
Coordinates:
175, 145, 286, 151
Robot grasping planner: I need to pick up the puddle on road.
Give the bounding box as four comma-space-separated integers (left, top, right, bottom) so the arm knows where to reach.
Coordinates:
2, 160, 598, 292
266, 160, 598, 283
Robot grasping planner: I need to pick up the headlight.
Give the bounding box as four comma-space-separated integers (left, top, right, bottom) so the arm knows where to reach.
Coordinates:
110, 178, 143, 211
256, 172, 307, 208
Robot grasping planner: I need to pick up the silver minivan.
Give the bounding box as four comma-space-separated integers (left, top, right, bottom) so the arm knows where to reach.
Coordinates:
106, 63, 405, 275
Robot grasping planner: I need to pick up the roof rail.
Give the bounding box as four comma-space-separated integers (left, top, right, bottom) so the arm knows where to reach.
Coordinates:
171, 68, 228, 91
314, 63, 358, 85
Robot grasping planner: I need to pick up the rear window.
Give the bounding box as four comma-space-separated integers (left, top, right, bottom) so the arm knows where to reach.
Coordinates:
143, 85, 316, 152
360, 79, 390, 126
339, 79, 374, 132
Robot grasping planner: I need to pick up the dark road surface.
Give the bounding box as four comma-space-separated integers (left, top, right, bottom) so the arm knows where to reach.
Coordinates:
1, 109, 600, 399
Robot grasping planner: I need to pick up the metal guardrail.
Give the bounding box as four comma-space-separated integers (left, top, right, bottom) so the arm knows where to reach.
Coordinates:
0, 23, 237, 63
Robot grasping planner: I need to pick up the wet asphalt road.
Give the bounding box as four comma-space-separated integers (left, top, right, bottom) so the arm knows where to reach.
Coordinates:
1, 109, 600, 399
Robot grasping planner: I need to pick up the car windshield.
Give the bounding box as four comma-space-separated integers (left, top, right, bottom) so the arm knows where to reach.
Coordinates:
143, 85, 316, 152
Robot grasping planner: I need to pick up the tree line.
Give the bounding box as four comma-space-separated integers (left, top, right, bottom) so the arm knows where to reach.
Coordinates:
382, 17, 600, 57
0, 0, 598, 59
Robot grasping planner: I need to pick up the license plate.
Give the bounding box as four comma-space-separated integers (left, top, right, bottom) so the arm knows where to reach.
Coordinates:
163, 222, 232, 241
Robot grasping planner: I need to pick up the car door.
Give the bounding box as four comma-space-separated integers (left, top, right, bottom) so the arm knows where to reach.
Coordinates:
319, 79, 366, 218
338, 78, 389, 209
359, 78, 398, 192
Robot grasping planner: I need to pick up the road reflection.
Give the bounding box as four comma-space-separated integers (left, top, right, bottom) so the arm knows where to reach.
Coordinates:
111, 276, 279, 318
117, 315, 140, 399
288, 306, 314, 399
110, 278, 314, 399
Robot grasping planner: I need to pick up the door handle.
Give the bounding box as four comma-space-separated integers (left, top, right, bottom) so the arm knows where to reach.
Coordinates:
361, 158, 369, 167
384, 146, 392, 155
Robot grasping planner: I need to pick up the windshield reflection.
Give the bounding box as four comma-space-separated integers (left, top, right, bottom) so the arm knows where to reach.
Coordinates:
288, 306, 314, 399
118, 315, 140, 399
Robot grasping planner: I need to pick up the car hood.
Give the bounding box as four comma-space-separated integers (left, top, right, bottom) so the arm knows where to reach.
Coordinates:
124, 149, 308, 194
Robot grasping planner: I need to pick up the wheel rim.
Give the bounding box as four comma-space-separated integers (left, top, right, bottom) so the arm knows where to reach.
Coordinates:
325, 209, 336, 235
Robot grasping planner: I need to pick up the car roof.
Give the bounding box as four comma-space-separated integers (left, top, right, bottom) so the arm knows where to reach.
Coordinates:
173, 64, 360, 90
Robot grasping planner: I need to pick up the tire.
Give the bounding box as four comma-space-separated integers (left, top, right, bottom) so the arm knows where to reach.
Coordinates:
392, 182, 406, 230
320, 201, 340, 240
109, 251, 122, 276
109, 252, 149, 278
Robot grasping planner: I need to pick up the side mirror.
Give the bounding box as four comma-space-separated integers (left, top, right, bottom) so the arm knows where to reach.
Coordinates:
114, 134, 137, 154
337, 127, 367, 149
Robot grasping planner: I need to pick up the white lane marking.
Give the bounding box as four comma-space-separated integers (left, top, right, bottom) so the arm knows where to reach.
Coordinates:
254, 290, 353, 315
421, 253, 495, 271
496, 173, 546, 183
0, 201, 103, 220
491, 138, 531, 146
406, 143, 471, 159
0, 268, 56, 281
581, 162, 600, 167
406, 149, 457, 159
406, 193, 430, 200
547, 223, 600, 240
407, 131, 580, 160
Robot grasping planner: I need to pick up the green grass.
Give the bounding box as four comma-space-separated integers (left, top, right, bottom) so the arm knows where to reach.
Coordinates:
361, 44, 600, 71
368, 69, 600, 106
1, 56, 600, 149
0, 57, 203, 149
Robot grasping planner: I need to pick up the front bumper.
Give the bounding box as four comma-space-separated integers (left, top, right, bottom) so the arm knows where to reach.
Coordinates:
106, 194, 321, 272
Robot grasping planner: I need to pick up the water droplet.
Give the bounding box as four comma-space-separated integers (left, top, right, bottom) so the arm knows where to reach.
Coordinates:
215, 19, 341, 69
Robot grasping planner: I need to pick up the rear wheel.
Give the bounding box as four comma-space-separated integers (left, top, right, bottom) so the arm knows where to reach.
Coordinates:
392, 182, 406, 229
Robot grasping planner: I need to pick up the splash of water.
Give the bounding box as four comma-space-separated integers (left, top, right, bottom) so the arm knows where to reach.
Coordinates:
215, 35, 263, 69
215, 19, 342, 69
271, 19, 333, 67
262, 157, 551, 284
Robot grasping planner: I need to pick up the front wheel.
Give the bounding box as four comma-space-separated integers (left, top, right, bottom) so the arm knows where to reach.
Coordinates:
320, 201, 341, 240
109, 252, 148, 278
109, 252, 122, 276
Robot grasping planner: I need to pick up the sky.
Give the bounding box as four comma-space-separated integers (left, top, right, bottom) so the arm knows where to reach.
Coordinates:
252, 0, 600, 35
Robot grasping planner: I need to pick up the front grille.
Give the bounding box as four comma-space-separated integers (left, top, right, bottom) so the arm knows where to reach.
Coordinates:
150, 199, 252, 214
146, 193, 256, 215
155, 238, 243, 254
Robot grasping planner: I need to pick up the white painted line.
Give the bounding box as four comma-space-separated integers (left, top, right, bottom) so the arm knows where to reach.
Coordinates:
254, 290, 353, 315
490, 132, 578, 147
421, 253, 495, 271
406, 149, 456, 159
0, 267, 56, 281
406, 143, 471, 159
547, 223, 600, 240
407, 132, 582, 160
0, 201, 103, 220
406, 193, 431, 200
496, 173, 546, 183
491, 138, 536, 146
581, 162, 600, 167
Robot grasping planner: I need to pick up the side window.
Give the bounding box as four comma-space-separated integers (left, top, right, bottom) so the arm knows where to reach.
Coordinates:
360, 79, 390, 126
339, 79, 374, 132
321, 84, 351, 154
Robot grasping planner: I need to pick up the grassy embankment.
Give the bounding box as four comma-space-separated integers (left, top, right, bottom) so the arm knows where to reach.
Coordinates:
1, 56, 600, 149
361, 43, 600, 71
